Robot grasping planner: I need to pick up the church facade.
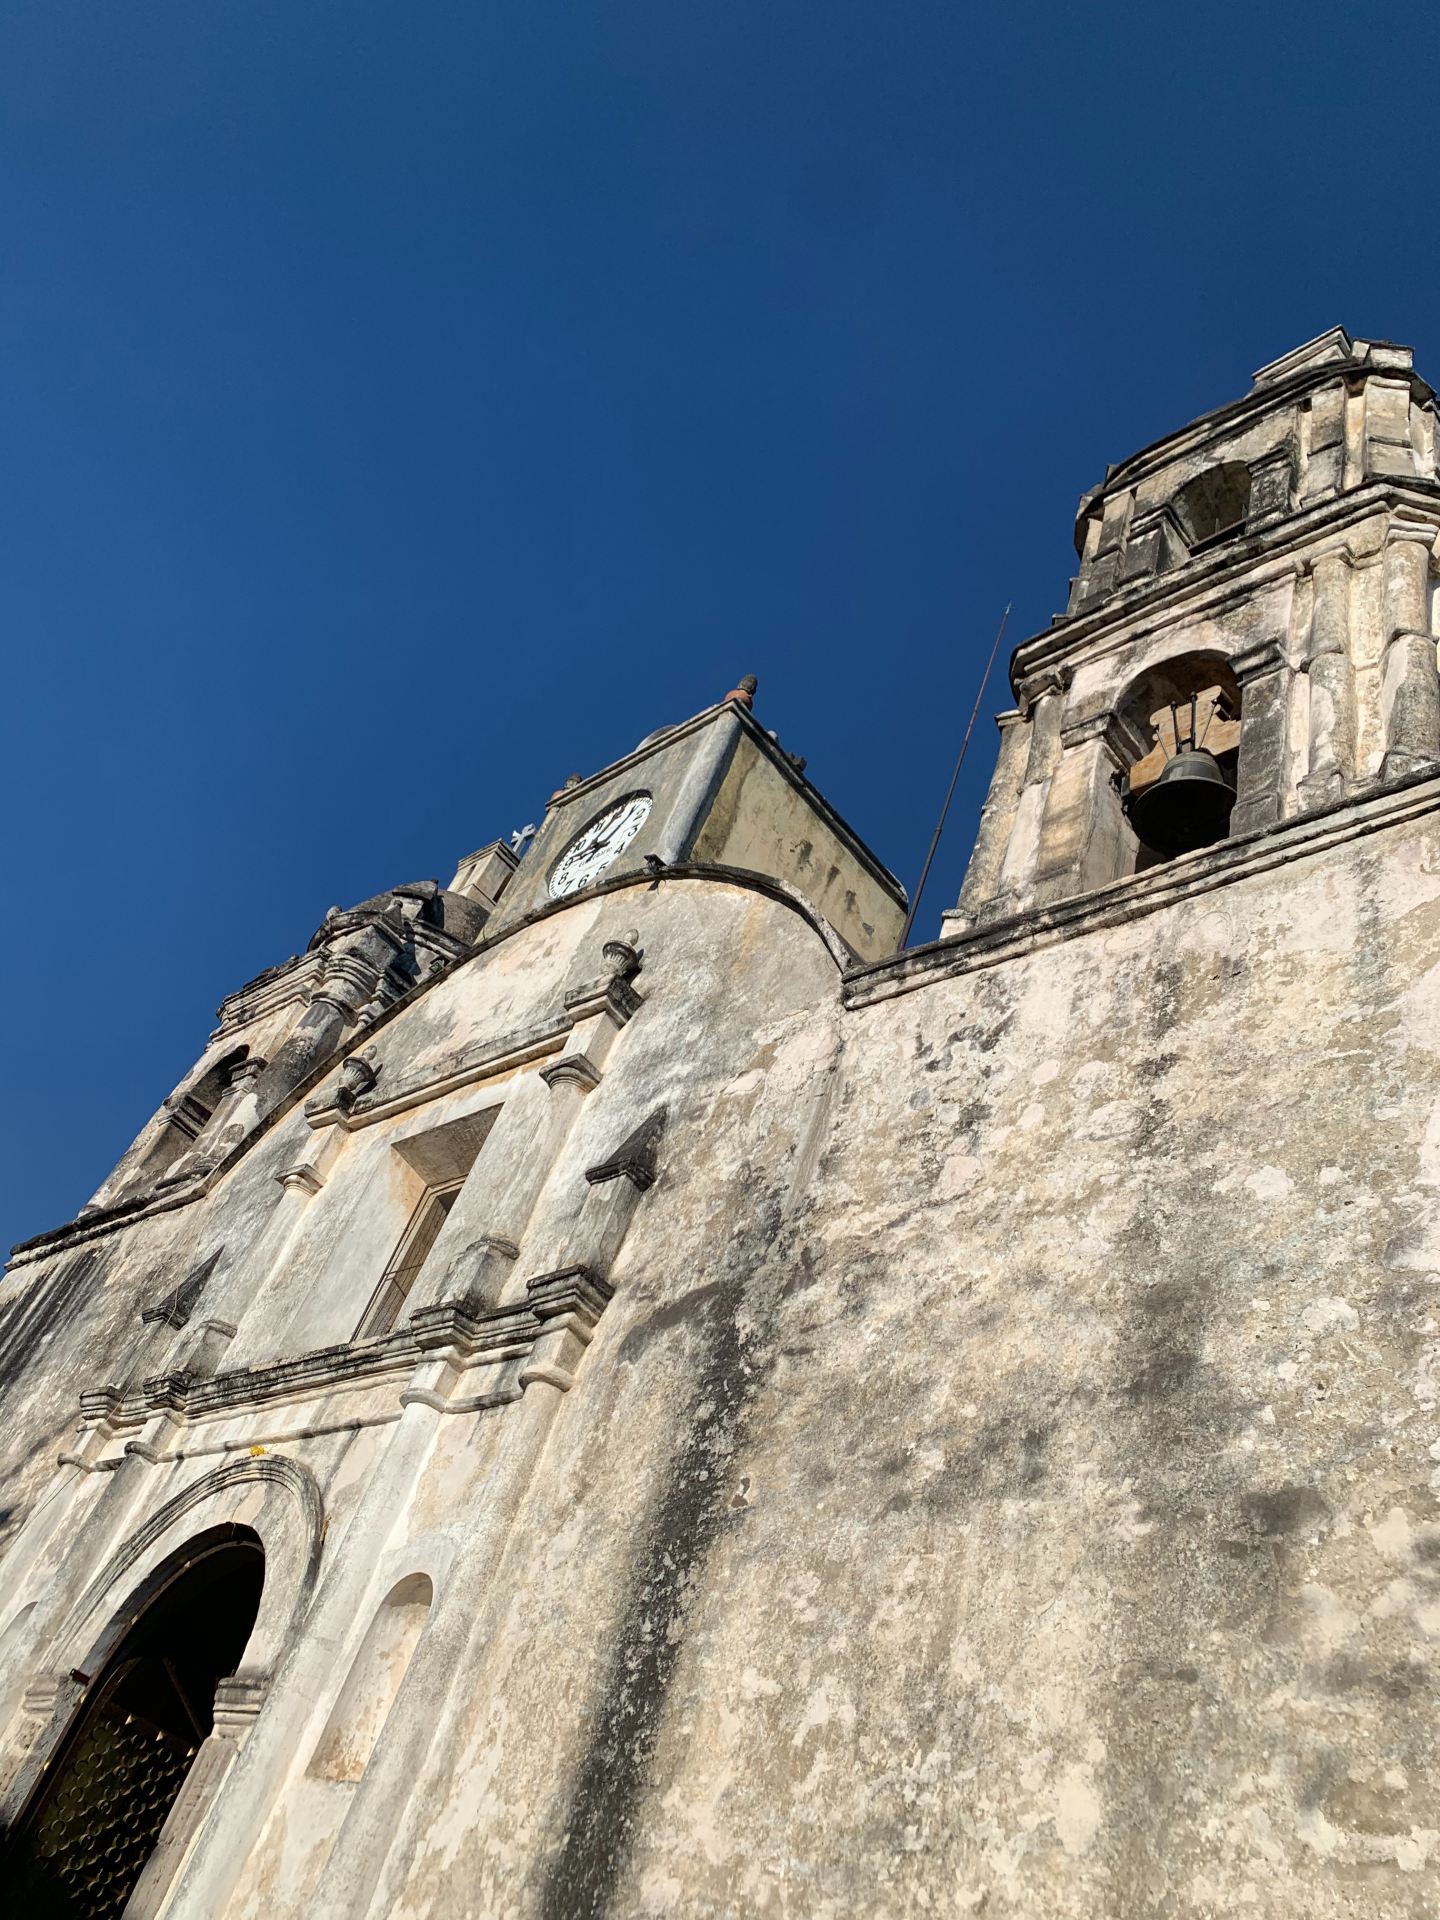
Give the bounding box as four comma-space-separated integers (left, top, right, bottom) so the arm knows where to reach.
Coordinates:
3, 326, 1440, 1917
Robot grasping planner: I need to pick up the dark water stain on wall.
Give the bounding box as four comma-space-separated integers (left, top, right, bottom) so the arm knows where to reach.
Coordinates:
538, 1203, 781, 1920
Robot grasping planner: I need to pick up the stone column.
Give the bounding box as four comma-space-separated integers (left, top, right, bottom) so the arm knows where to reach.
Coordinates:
305, 1367, 584, 1920
1379, 519, 1440, 781
1032, 709, 1137, 906
950, 709, 1029, 929
167, 1124, 352, 1379
249, 917, 406, 1124
1300, 379, 1347, 503
158, 1393, 459, 1920
1297, 548, 1356, 809
1230, 639, 1292, 835
990, 673, 1066, 914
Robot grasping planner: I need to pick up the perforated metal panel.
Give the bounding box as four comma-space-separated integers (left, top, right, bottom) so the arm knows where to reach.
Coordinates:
13, 1659, 199, 1918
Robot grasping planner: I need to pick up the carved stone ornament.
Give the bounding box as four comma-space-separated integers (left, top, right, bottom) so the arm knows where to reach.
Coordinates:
602, 929, 644, 981
140, 1248, 223, 1330
335, 1047, 380, 1113
585, 1105, 667, 1192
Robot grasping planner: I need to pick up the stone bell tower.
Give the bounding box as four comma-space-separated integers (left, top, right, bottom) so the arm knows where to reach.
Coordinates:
950, 327, 1440, 931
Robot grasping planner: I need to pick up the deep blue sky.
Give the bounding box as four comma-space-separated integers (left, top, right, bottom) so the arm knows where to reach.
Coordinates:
5, 0, 1439, 1248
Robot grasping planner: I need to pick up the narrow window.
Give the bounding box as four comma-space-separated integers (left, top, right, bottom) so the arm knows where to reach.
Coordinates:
356, 1183, 462, 1338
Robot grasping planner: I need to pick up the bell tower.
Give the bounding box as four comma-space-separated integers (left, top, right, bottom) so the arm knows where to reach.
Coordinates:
950, 328, 1440, 931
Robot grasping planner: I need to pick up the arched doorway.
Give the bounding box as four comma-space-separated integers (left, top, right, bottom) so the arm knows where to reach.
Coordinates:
6, 1525, 264, 1919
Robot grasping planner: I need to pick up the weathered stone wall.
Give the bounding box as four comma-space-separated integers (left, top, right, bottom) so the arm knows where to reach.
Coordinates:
301, 797, 1437, 1920
4, 333, 1439, 1916
6, 787, 1436, 1917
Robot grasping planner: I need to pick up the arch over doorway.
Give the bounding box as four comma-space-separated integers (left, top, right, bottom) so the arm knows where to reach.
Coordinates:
5, 1526, 264, 1918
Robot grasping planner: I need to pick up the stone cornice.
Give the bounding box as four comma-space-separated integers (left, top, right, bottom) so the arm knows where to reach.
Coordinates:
8, 866, 856, 1270
68, 1267, 614, 1453
844, 766, 1440, 1010
1079, 356, 1435, 516
213, 952, 316, 1038
1015, 482, 1440, 693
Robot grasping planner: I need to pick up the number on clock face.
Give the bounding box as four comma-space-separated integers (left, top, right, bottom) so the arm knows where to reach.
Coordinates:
549, 794, 653, 898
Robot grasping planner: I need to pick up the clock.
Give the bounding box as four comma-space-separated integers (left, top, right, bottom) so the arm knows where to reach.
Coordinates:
549, 793, 652, 898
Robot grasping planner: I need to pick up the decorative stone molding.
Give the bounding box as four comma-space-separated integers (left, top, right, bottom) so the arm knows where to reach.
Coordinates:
140, 1248, 223, 1330
306, 1015, 572, 1131
1247, 444, 1297, 526
278, 1162, 326, 1196
539, 1054, 604, 1094
1058, 706, 1147, 767
211, 1677, 267, 1734
585, 1108, 667, 1193
1231, 637, 1288, 685
1015, 668, 1069, 717
70, 1262, 615, 1442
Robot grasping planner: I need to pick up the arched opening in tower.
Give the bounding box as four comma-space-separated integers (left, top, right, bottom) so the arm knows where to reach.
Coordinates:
1119, 653, 1242, 867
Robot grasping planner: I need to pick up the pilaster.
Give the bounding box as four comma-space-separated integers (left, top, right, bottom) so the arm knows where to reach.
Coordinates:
1297, 546, 1358, 809
1031, 707, 1140, 906
1230, 639, 1292, 835
1379, 517, 1440, 780
950, 710, 1029, 929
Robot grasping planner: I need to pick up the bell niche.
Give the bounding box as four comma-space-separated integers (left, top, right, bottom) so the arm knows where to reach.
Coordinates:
1119, 659, 1241, 865
948, 329, 1440, 935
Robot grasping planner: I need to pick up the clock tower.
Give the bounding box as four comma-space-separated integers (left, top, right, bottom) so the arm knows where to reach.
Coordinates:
482, 677, 906, 961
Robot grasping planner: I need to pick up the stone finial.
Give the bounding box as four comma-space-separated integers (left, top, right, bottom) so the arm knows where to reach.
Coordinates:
334, 1046, 380, 1114
725, 674, 758, 708
602, 930, 644, 982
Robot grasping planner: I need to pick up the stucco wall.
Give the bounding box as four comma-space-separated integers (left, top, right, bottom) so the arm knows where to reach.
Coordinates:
691, 730, 905, 960
3, 805, 1440, 1918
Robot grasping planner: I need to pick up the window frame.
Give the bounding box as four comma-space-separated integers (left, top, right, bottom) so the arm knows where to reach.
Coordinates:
355, 1180, 464, 1339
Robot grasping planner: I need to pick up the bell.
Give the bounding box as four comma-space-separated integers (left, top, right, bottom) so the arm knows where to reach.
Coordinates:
1127, 746, 1235, 857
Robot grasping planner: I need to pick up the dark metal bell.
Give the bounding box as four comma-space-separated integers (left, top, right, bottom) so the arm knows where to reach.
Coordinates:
1128, 746, 1235, 857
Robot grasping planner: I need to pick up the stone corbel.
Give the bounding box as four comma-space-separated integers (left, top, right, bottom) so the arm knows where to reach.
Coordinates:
121, 1398, 191, 1463
539, 1054, 603, 1094
210, 1676, 266, 1736
518, 1266, 615, 1392
1015, 667, 1069, 720
57, 1388, 128, 1470
1059, 705, 1147, 769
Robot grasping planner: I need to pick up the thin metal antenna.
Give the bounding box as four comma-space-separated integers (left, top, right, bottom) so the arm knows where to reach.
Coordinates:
899, 603, 1011, 951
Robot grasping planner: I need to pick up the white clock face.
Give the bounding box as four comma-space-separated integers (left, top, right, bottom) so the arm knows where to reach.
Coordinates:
549, 793, 652, 898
